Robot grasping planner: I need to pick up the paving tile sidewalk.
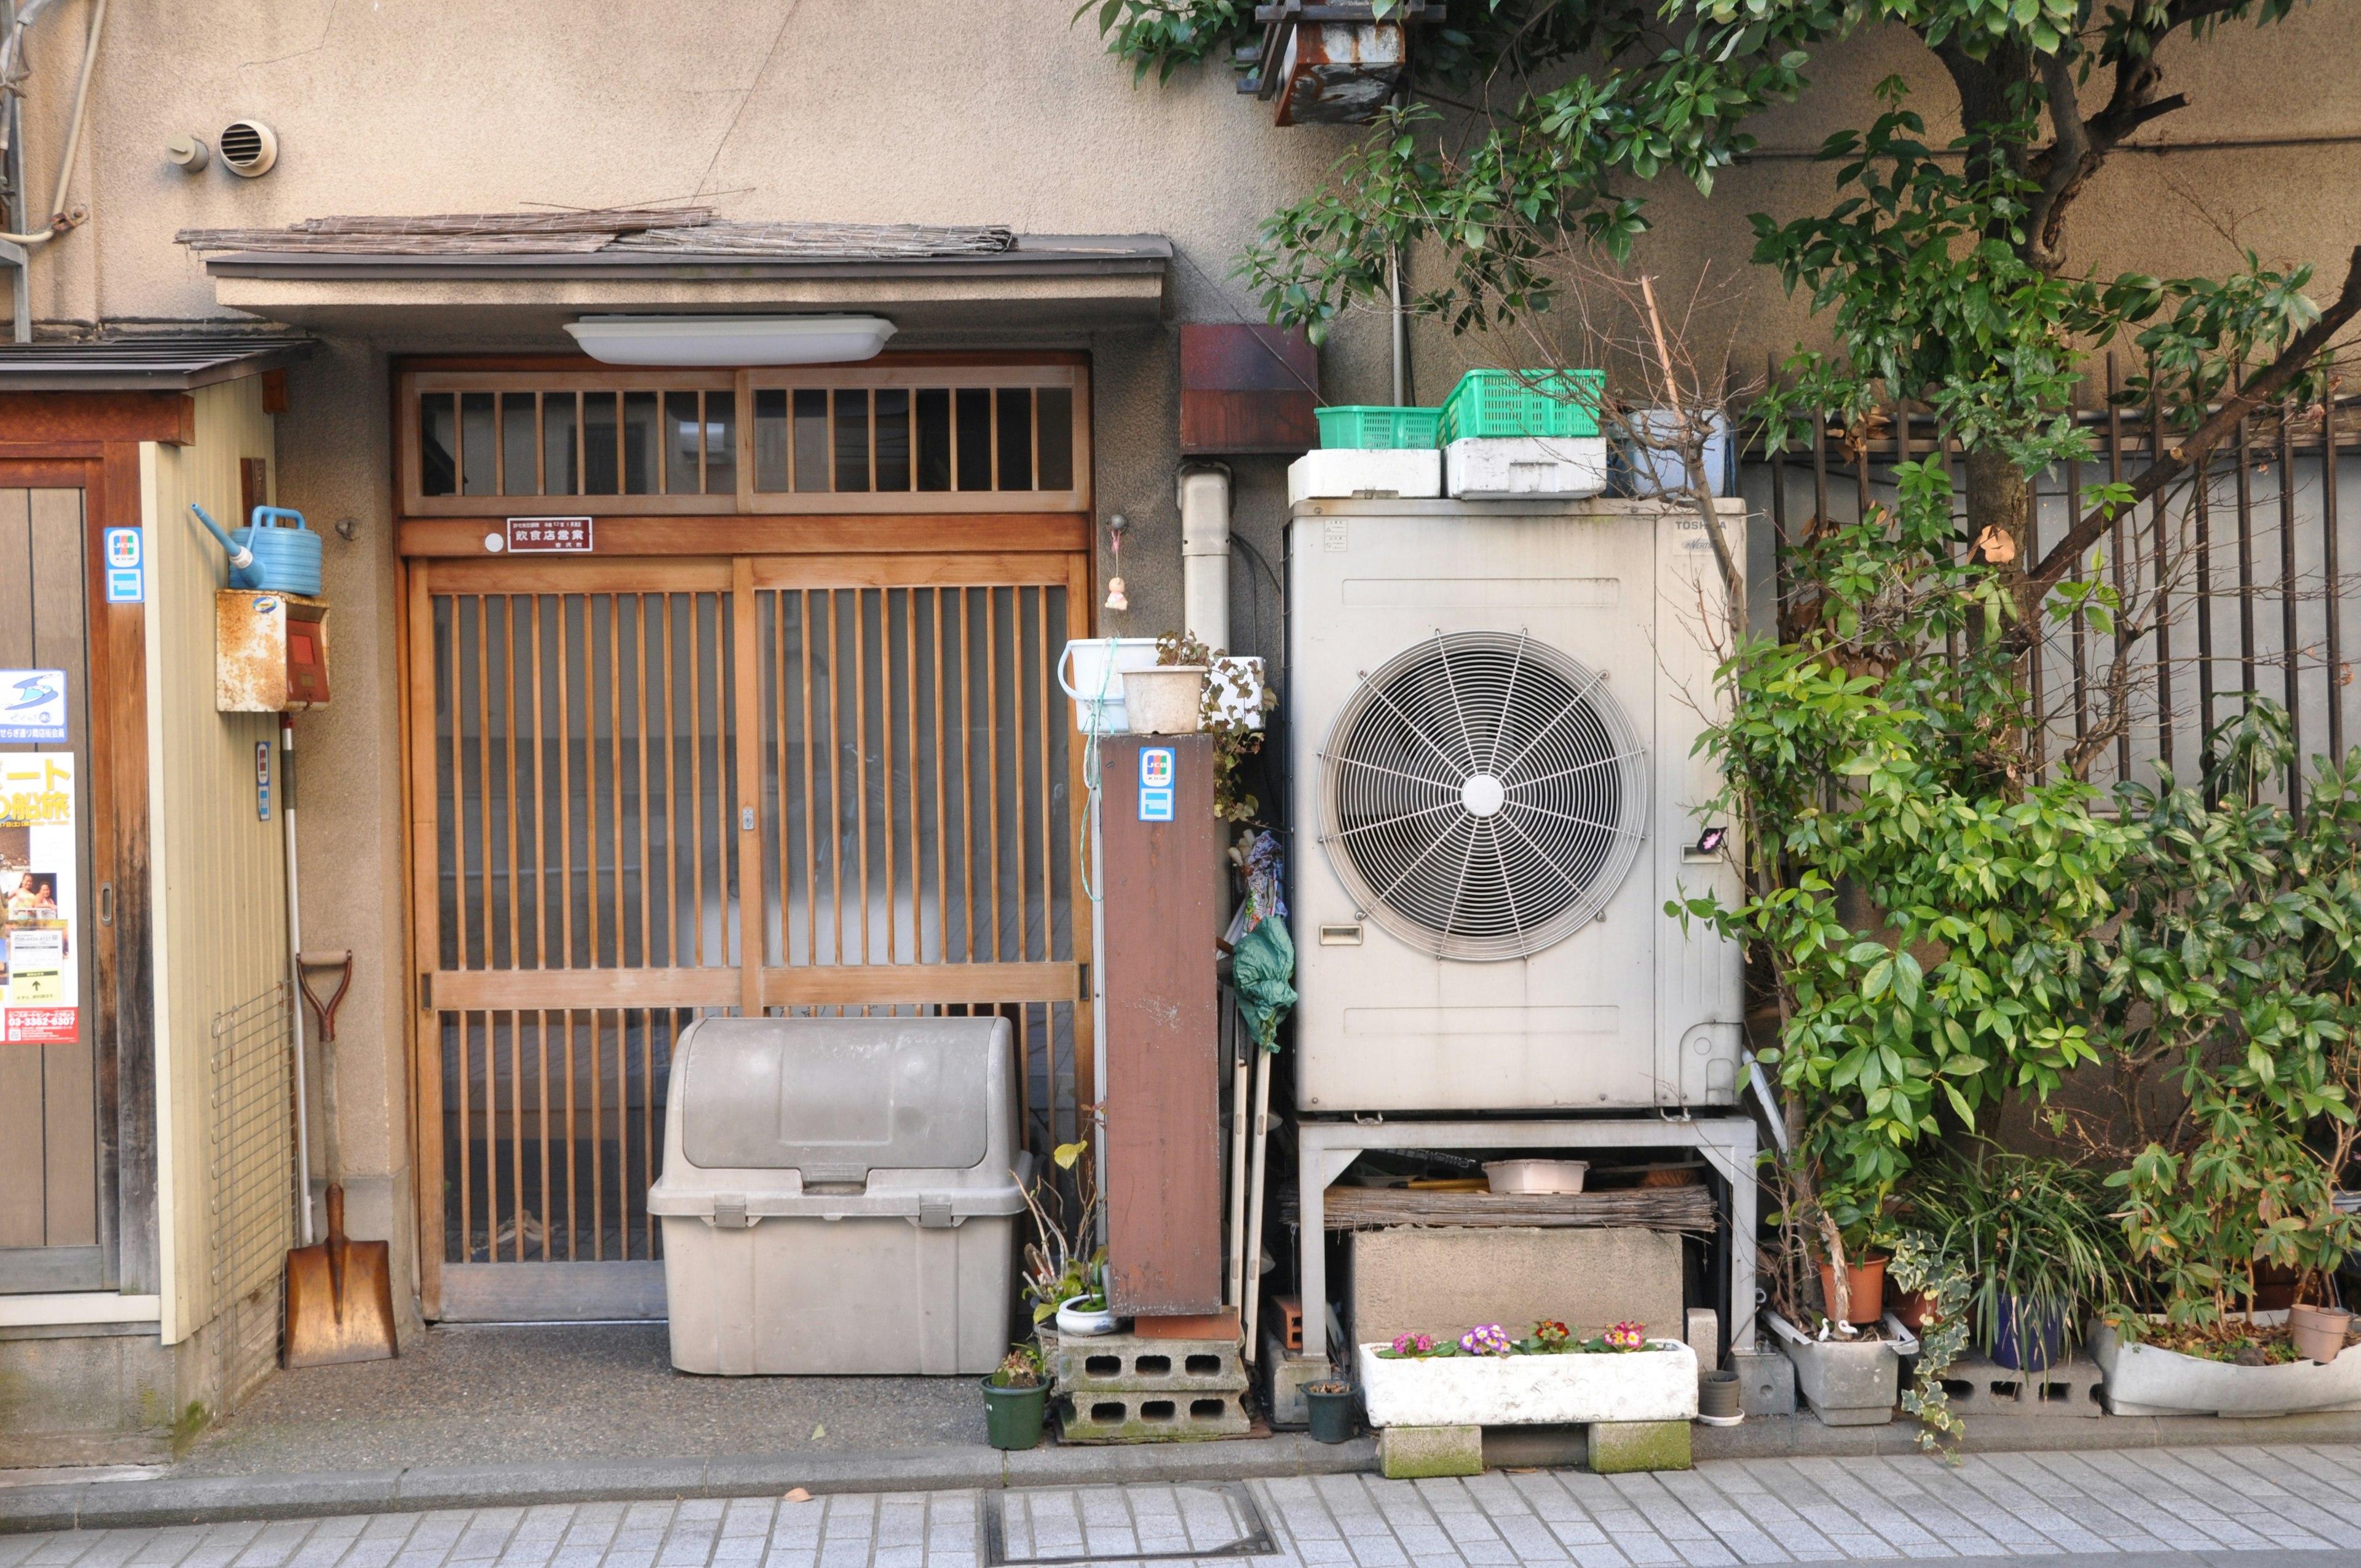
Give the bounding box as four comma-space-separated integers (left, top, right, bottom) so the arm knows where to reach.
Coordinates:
5, 1445, 2361, 1568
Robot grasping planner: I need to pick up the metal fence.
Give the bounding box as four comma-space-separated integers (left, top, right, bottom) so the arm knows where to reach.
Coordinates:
1740, 365, 2359, 804
208, 982, 298, 1408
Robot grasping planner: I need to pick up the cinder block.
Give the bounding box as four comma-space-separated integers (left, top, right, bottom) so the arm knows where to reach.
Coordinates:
1587, 1419, 1693, 1474
1055, 1387, 1254, 1443
1685, 1308, 1720, 1360
1731, 1343, 1796, 1417
1038, 1328, 1246, 1395
1938, 1351, 2106, 1417
1263, 1340, 1334, 1428
1378, 1423, 1484, 1479
1348, 1227, 1683, 1347
1270, 1293, 1304, 1354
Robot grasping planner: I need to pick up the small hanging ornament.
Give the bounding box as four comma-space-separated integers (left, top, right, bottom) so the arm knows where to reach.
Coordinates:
1103, 575, 1129, 612
1102, 511, 1130, 613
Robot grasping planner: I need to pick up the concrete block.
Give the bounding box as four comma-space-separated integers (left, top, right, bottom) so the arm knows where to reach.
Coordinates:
1939, 1350, 2106, 1417
1348, 1227, 1683, 1347
1377, 1423, 1484, 1479
1054, 1388, 1254, 1443
1731, 1343, 1796, 1417
1039, 1328, 1246, 1395
1684, 1309, 1720, 1360
1264, 1340, 1333, 1428
1586, 1419, 1693, 1474
0, 1325, 178, 1468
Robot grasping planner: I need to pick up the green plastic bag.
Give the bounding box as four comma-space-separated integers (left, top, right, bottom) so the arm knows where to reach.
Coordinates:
1233, 914, 1296, 1053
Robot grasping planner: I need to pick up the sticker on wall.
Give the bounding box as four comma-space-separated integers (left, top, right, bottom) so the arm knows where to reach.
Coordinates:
506, 516, 594, 553
1, 752, 76, 1045
0, 671, 66, 742
1137, 745, 1175, 822
256, 740, 272, 822
102, 527, 144, 603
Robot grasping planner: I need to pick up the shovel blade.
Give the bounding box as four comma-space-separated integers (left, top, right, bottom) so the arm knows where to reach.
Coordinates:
283, 1237, 399, 1369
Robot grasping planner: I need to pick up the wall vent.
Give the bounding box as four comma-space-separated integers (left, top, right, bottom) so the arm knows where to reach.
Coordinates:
219, 121, 277, 177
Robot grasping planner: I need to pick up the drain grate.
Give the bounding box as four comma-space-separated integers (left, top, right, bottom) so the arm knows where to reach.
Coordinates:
982, 1482, 1277, 1565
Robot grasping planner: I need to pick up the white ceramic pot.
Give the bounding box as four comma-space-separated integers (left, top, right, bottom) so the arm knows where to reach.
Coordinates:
2090, 1317, 2361, 1416
1056, 1296, 1119, 1337
1354, 1339, 1697, 1428
1120, 666, 1207, 735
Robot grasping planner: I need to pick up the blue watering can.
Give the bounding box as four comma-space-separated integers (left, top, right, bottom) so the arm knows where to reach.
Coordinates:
191, 503, 323, 596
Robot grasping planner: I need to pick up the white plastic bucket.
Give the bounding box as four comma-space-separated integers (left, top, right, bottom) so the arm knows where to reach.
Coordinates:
1121, 666, 1208, 735
1058, 637, 1162, 734
1483, 1158, 1589, 1195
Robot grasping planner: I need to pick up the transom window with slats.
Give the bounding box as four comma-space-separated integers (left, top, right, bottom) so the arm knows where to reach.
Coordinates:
401, 358, 1090, 518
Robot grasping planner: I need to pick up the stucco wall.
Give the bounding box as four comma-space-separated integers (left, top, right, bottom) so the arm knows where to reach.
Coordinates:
10, 0, 2351, 1321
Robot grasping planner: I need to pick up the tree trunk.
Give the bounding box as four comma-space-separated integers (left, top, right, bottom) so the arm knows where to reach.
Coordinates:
1964, 445, 2037, 628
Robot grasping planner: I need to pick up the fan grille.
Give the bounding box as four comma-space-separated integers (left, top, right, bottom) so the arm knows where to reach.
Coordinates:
1319, 630, 1647, 960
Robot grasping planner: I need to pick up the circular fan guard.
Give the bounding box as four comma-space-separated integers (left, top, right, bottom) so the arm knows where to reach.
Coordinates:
1318, 630, 1647, 960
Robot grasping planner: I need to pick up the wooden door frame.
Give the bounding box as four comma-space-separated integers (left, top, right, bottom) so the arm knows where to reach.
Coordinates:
0, 427, 164, 1299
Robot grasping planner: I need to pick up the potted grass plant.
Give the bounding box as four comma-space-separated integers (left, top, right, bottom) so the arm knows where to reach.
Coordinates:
1915, 1146, 2127, 1372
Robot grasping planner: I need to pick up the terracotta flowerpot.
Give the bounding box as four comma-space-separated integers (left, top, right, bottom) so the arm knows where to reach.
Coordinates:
1818, 1257, 1889, 1327
1887, 1283, 1941, 1332
2290, 1302, 2354, 1364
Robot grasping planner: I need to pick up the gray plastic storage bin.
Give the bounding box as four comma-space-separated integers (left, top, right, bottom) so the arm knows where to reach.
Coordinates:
647, 1015, 1024, 1375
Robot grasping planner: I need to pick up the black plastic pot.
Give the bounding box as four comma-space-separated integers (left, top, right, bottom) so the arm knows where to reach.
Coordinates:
983, 1378, 1050, 1450
1699, 1369, 1742, 1420
1305, 1385, 1357, 1444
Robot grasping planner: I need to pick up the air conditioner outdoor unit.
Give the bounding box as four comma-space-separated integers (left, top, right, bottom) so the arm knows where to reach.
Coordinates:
1286, 497, 1746, 1113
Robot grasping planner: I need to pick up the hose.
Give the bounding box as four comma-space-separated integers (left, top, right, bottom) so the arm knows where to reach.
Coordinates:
0, 0, 103, 247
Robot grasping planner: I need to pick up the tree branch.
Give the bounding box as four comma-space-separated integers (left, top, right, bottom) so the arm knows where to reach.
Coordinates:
2028, 244, 2361, 594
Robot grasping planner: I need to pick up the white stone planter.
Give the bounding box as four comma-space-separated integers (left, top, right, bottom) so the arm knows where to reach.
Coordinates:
2090, 1318, 2361, 1417
1355, 1340, 1698, 1428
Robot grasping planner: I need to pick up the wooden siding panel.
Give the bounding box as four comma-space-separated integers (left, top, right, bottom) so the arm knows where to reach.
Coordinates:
144, 379, 288, 1344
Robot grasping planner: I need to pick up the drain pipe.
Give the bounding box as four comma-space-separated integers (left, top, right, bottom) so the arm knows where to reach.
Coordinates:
1178, 465, 1232, 653
0, 0, 106, 342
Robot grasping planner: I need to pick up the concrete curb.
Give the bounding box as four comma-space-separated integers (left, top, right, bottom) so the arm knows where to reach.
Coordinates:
9, 1408, 2361, 1535
0, 1435, 1378, 1535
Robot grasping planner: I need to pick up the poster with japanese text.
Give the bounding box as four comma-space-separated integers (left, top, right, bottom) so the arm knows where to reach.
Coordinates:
1, 752, 76, 1044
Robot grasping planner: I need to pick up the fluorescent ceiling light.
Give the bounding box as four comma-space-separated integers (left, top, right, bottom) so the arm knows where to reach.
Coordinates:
564, 314, 896, 366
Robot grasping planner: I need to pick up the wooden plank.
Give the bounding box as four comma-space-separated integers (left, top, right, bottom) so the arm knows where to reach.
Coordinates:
30, 487, 95, 1247
430, 961, 1075, 1010
91, 442, 154, 1293
1101, 735, 1222, 1315
0, 488, 41, 1248
732, 560, 762, 1015
404, 489, 1086, 521
436, 1259, 665, 1321
0, 393, 193, 446
421, 557, 731, 595
403, 564, 445, 1310
398, 515, 1089, 557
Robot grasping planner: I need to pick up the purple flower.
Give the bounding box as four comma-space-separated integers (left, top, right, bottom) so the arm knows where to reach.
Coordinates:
1460, 1323, 1513, 1356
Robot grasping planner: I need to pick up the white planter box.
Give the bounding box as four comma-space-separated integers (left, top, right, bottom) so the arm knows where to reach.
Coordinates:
1445, 437, 1608, 500
2090, 1319, 2361, 1417
1355, 1340, 1698, 1427
1288, 448, 1444, 506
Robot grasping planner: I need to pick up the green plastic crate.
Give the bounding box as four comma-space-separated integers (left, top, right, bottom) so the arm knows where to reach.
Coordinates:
1438, 369, 1607, 443
1316, 405, 1443, 449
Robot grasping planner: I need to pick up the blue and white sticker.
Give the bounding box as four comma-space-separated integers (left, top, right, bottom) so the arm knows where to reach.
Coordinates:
1137, 745, 1175, 822
0, 670, 66, 742
102, 528, 143, 603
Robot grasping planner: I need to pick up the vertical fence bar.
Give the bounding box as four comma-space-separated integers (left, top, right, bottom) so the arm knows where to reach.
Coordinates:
2152, 382, 2175, 771
2328, 394, 2346, 758
2196, 469, 2217, 738
2109, 357, 2132, 786
2278, 407, 2301, 809
2236, 394, 2258, 705
2067, 387, 2088, 756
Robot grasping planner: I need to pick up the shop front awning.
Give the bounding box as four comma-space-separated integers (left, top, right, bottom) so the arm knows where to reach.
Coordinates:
183, 213, 1172, 343
0, 335, 312, 391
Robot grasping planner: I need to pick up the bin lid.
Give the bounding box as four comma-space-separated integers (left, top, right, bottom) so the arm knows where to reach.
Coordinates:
676, 1016, 993, 1178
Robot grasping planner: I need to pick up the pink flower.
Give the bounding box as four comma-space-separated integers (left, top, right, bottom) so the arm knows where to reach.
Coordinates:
1604, 1320, 1647, 1352
1390, 1332, 1434, 1356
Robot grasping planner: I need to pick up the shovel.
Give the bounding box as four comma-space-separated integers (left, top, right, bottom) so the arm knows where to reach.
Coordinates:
283, 1024, 398, 1368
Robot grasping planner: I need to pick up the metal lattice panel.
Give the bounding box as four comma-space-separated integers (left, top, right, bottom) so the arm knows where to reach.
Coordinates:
1318, 630, 1647, 961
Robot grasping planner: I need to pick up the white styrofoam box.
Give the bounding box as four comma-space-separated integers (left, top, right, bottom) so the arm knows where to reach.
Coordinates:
1445, 436, 1608, 499
1356, 1339, 1699, 1427
1287, 447, 1444, 507
1615, 411, 1734, 498
1058, 636, 1162, 734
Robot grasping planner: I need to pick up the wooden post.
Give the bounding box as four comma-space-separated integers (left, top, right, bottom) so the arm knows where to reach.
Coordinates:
1100, 733, 1222, 1315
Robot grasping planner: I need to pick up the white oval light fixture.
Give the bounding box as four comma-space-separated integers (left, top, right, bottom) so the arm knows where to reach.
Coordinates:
564, 314, 896, 367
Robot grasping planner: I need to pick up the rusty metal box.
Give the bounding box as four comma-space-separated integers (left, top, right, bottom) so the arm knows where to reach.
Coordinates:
217, 588, 330, 712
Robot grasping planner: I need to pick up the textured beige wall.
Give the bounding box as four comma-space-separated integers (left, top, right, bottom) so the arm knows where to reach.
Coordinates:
15, 0, 2348, 1317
